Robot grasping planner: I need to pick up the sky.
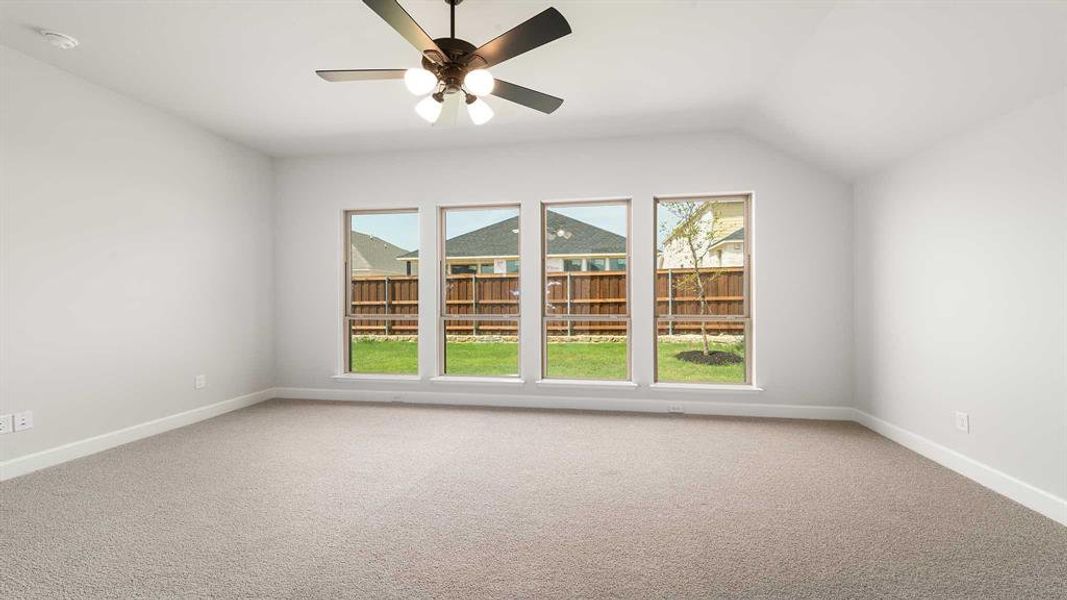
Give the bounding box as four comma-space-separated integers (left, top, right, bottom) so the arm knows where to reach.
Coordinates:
550, 206, 627, 238
656, 207, 686, 248
351, 212, 419, 251
352, 205, 629, 253
444, 207, 520, 241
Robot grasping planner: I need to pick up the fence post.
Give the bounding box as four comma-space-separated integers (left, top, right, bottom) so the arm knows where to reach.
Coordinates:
471, 273, 478, 336
566, 272, 573, 336
383, 276, 391, 336
667, 269, 674, 335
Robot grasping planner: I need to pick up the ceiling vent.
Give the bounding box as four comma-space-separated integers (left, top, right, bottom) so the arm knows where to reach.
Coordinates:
40, 30, 79, 50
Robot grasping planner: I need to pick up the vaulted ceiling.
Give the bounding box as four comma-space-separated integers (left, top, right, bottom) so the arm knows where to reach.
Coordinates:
1, 1, 1064, 178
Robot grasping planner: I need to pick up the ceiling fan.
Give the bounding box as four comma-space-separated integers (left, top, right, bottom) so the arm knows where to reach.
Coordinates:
317, 0, 571, 125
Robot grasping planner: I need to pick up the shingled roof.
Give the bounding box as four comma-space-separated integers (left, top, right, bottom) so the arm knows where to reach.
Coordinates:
713, 227, 744, 245
351, 231, 409, 274
400, 212, 626, 259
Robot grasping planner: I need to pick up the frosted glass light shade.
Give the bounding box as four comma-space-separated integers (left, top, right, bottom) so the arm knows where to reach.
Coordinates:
466, 97, 494, 125
415, 95, 443, 123
463, 69, 495, 96
404, 68, 437, 95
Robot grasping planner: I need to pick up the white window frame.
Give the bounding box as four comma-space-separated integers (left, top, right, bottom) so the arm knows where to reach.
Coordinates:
438, 204, 522, 378
343, 208, 420, 377
652, 193, 753, 386
541, 198, 632, 382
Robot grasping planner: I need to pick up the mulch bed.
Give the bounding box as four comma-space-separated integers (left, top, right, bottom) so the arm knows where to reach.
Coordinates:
675, 350, 743, 366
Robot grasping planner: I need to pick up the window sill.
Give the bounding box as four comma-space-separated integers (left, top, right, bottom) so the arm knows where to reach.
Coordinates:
536, 379, 638, 389
332, 373, 420, 382
649, 383, 764, 393
429, 376, 523, 385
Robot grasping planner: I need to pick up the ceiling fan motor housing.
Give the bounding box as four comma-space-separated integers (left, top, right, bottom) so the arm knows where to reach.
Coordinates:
422, 37, 481, 94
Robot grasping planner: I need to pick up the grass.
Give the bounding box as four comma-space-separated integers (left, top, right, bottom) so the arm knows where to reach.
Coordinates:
545, 342, 627, 380
351, 338, 745, 383
656, 341, 745, 383
351, 339, 419, 375
444, 341, 519, 377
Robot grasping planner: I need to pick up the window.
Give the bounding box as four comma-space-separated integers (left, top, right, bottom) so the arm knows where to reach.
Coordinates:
440, 206, 520, 377
543, 200, 630, 381
479, 264, 495, 274
345, 210, 419, 376
655, 195, 750, 384
450, 263, 476, 274
608, 257, 627, 271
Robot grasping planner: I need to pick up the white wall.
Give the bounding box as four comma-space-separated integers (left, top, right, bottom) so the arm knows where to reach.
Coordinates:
853, 89, 1067, 500
274, 132, 853, 410
0, 47, 275, 462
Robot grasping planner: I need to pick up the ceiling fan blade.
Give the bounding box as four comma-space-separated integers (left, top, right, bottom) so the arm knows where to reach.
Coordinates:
492, 80, 564, 114
316, 69, 406, 82
467, 7, 571, 68
362, 0, 445, 62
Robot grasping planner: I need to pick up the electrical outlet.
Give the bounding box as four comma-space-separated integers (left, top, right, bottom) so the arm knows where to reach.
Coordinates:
13, 411, 33, 432
0, 414, 12, 435
667, 404, 684, 414
955, 411, 970, 433
194, 374, 207, 390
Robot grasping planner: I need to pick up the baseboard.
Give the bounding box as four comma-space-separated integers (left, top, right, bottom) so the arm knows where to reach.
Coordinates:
852, 409, 1067, 526
0, 388, 277, 481
272, 386, 855, 420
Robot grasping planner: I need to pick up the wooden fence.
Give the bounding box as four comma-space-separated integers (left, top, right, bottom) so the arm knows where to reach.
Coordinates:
350, 268, 744, 336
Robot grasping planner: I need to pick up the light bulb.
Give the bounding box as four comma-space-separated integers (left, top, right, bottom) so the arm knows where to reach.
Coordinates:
463, 69, 495, 96
415, 95, 443, 123
466, 97, 494, 125
404, 68, 437, 95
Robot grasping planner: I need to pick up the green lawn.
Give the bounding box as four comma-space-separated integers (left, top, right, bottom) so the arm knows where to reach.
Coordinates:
351, 338, 745, 383
445, 341, 519, 377
657, 341, 745, 383
351, 339, 419, 375
545, 342, 627, 380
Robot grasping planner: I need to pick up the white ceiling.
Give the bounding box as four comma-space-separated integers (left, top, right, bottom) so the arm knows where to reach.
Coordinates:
1, 1, 1064, 178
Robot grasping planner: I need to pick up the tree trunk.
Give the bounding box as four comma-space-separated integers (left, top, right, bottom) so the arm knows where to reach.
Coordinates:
685, 236, 712, 356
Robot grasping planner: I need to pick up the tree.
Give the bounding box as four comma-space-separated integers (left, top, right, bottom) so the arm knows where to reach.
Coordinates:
659, 201, 732, 355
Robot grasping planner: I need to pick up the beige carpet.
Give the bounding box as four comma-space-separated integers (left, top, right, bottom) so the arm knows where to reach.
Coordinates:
1, 399, 1064, 599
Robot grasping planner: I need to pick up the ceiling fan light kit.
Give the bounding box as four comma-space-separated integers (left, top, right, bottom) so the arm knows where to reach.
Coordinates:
415, 94, 444, 123
317, 0, 570, 126
403, 68, 438, 95
465, 96, 494, 125
463, 68, 495, 96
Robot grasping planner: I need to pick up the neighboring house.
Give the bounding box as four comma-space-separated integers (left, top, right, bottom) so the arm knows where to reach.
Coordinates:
401, 212, 627, 274
351, 231, 410, 276
658, 200, 745, 269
